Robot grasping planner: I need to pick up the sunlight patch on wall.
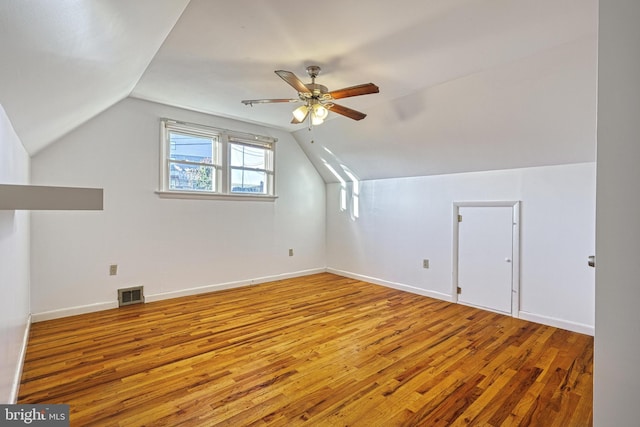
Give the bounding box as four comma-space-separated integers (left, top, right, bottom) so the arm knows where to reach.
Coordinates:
342, 167, 360, 220
323, 162, 347, 212
322, 147, 361, 220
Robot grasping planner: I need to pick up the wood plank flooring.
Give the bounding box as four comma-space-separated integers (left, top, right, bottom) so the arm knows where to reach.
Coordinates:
19, 273, 593, 426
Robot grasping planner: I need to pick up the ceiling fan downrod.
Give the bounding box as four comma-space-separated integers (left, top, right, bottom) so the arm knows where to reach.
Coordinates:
306, 65, 321, 83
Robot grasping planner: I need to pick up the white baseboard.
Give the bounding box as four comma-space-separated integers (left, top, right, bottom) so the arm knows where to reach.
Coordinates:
31, 268, 327, 321
32, 301, 119, 322
29, 268, 593, 337
326, 268, 454, 302
144, 279, 251, 303
518, 311, 594, 336
10, 314, 31, 403
326, 268, 594, 336
145, 268, 325, 303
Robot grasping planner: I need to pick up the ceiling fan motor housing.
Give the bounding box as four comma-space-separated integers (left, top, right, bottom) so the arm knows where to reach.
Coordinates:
306, 65, 321, 79
303, 83, 329, 98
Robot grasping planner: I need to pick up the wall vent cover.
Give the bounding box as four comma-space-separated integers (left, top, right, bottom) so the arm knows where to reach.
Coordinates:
118, 286, 144, 307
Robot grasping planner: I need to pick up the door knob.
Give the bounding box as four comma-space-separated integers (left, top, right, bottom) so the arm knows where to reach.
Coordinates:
505, 258, 512, 263
588, 255, 595, 268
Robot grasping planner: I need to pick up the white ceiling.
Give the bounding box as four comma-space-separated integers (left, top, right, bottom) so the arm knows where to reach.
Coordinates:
0, 0, 598, 182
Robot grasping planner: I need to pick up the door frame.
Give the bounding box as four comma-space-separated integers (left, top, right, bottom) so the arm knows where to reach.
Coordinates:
452, 201, 521, 317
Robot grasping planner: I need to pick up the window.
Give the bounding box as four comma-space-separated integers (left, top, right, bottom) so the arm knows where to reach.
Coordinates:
167, 130, 218, 192
229, 137, 274, 194
159, 120, 276, 199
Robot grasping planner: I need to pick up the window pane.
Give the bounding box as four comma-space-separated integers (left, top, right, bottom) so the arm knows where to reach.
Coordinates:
170, 132, 214, 164
169, 162, 214, 192
231, 169, 267, 194
230, 143, 266, 169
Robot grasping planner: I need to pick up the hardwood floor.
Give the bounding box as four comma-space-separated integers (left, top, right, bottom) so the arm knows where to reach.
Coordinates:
19, 273, 593, 426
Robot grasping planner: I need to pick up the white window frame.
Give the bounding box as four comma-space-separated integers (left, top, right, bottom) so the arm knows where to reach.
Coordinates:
228, 136, 275, 196
157, 119, 277, 201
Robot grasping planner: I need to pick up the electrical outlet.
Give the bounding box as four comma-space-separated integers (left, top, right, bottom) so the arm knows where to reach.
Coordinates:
289, 249, 294, 257
422, 259, 429, 269
109, 264, 118, 276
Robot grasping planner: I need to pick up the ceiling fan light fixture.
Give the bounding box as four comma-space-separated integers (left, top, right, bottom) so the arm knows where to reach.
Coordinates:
313, 103, 328, 120
292, 105, 308, 122
311, 114, 324, 126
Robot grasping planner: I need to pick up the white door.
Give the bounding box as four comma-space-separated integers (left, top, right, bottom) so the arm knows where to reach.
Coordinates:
457, 205, 515, 314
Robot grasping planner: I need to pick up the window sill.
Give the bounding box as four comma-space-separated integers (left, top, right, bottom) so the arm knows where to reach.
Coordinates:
155, 190, 278, 202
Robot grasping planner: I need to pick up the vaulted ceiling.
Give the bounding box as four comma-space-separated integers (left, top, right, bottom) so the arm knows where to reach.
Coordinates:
0, 0, 598, 182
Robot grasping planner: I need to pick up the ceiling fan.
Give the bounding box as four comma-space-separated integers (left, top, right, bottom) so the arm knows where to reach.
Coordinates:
241, 65, 379, 126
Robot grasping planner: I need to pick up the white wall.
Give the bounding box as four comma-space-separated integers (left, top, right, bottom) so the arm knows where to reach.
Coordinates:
30, 98, 326, 319
327, 163, 595, 334
0, 105, 31, 403
594, 1, 640, 424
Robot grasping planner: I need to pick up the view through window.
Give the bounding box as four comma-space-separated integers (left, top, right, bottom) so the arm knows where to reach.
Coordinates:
160, 120, 276, 197
169, 131, 217, 192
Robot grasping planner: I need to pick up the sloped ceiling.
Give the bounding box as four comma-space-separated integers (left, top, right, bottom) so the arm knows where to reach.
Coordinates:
0, 0, 190, 154
0, 0, 598, 182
